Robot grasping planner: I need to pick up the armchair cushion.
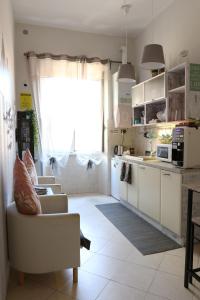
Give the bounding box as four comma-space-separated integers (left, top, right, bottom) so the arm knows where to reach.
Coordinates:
37, 176, 55, 184
23, 149, 38, 185
14, 156, 41, 215
39, 194, 68, 214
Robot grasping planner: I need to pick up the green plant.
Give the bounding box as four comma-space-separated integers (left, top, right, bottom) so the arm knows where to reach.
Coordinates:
32, 110, 39, 146
159, 133, 172, 144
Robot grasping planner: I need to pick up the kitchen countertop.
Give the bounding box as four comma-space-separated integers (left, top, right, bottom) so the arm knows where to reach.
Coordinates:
112, 155, 200, 174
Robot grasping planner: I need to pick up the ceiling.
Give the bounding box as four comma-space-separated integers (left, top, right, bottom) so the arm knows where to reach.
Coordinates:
12, 0, 175, 38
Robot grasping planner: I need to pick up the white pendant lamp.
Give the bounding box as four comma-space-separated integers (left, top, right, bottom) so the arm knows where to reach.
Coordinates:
118, 3, 135, 83
141, 0, 165, 70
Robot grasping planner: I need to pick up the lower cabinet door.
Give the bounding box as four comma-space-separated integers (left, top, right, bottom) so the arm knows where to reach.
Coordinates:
119, 161, 128, 202
138, 165, 161, 222
119, 180, 127, 201
127, 163, 138, 208
161, 170, 182, 235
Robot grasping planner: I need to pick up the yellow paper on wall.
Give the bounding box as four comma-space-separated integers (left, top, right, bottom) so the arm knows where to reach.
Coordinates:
20, 93, 32, 110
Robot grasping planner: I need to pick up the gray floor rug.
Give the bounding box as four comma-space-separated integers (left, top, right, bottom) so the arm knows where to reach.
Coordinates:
96, 203, 180, 255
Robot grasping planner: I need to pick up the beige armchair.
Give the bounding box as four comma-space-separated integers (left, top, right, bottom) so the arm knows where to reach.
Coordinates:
7, 194, 80, 285
37, 176, 62, 194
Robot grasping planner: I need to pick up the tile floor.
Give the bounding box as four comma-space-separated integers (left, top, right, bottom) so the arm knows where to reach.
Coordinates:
7, 194, 200, 300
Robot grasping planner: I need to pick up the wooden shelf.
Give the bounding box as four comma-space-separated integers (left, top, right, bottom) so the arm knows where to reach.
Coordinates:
132, 103, 145, 108
144, 72, 165, 83
168, 85, 185, 93
132, 123, 145, 127
145, 97, 167, 105
132, 120, 184, 128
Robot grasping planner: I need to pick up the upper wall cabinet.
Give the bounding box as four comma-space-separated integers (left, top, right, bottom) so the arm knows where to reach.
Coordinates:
132, 72, 167, 126
132, 63, 200, 127
144, 73, 166, 102
168, 63, 186, 122
132, 82, 144, 107
168, 63, 200, 122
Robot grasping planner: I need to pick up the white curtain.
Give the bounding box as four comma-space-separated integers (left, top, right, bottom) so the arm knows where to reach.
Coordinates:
27, 55, 108, 173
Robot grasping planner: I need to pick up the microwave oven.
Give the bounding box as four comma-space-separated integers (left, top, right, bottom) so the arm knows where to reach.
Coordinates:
156, 144, 172, 162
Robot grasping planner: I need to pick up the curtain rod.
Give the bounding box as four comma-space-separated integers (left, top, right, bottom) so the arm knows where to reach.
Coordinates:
24, 51, 131, 67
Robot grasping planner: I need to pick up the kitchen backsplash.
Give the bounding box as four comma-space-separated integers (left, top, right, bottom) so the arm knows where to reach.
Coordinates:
110, 124, 175, 157
131, 125, 174, 156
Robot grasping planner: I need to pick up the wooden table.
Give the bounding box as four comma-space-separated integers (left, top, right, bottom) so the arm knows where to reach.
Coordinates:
184, 183, 200, 288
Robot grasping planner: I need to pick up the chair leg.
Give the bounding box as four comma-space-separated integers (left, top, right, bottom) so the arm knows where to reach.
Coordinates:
73, 267, 78, 283
189, 223, 194, 284
18, 271, 24, 286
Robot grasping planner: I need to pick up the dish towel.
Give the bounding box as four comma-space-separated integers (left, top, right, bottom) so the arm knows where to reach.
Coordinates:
120, 162, 126, 181
124, 164, 132, 184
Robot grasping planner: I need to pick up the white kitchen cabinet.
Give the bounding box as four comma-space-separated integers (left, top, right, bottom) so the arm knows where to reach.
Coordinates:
111, 159, 121, 200
138, 165, 161, 222
119, 179, 127, 202
132, 72, 167, 126
118, 160, 128, 202
127, 163, 138, 208
167, 63, 200, 121
132, 82, 144, 106
161, 170, 182, 235
111, 159, 127, 201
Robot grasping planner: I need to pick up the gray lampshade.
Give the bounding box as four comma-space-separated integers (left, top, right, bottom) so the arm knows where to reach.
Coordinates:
117, 63, 136, 83
141, 44, 165, 70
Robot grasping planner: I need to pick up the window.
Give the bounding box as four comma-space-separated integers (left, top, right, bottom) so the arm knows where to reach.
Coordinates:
40, 77, 103, 155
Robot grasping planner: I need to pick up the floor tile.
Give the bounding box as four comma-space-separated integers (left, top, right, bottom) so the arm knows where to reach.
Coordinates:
96, 281, 146, 300
149, 271, 194, 300
158, 254, 185, 277
26, 269, 73, 290
88, 236, 109, 253
81, 253, 124, 279
98, 240, 134, 260
7, 279, 54, 300
47, 291, 74, 300
61, 269, 108, 300
145, 293, 169, 300
166, 247, 185, 258
126, 249, 164, 270
112, 261, 156, 292
159, 254, 198, 278
80, 248, 95, 265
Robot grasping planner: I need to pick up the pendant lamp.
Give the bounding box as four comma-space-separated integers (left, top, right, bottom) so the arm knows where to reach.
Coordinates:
141, 0, 165, 70
118, 3, 135, 83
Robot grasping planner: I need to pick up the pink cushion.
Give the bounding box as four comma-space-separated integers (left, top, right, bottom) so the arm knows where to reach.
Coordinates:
14, 156, 41, 215
23, 149, 38, 185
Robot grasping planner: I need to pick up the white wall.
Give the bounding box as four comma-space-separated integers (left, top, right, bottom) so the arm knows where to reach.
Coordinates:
133, 0, 200, 82
15, 23, 135, 194
15, 23, 135, 105
0, 0, 15, 299
131, 0, 200, 153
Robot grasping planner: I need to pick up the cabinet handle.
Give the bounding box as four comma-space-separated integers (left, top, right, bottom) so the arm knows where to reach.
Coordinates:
163, 173, 170, 176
